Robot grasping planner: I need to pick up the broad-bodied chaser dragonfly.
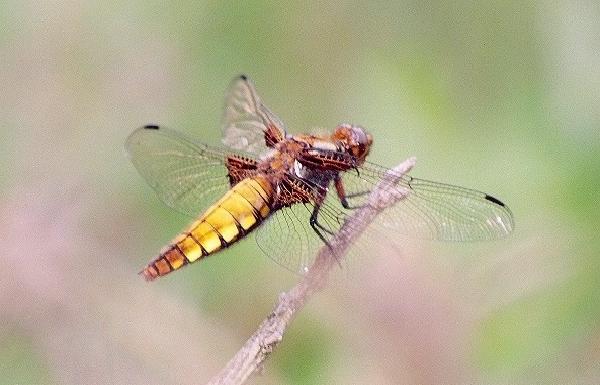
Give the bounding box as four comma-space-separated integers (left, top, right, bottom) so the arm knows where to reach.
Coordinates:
126, 75, 514, 281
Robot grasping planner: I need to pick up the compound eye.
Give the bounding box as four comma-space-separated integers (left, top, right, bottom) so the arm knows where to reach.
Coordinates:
350, 127, 368, 145
349, 145, 364, 159
358, 143, 365, 155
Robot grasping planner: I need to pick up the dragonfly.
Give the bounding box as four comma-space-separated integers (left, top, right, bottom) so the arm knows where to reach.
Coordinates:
126, 75, 514, 281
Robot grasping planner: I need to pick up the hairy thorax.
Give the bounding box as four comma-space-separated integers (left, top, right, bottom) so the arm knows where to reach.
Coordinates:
258, 139, 305, 182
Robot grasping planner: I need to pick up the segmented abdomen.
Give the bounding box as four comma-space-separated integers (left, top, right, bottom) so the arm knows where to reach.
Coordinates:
141, 176, 274, 281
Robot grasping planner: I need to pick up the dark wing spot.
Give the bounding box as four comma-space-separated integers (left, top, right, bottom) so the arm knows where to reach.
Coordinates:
144, 124, 159, 130
484, 194, 505, 207
239, 74, 248, 81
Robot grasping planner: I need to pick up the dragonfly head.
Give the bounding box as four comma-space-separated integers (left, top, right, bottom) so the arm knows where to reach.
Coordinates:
333, 123, 373, 164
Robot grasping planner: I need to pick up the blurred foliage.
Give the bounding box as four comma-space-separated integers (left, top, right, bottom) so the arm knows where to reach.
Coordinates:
1, 1, 599, 384
274, 317, 335, 385
0, 332, 51, 385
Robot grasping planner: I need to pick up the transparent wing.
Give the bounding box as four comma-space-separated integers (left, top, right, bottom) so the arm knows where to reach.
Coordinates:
221, 75, 287, 154
255, 203, 320, 275
337, 161, 515, 241
257, 156, 514, 274
125, 125, 252, 217
254, 157, 515, 274
255, 200, 360, 275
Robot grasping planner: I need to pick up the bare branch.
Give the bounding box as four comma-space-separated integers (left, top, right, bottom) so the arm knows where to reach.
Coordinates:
206, 157, 417, 385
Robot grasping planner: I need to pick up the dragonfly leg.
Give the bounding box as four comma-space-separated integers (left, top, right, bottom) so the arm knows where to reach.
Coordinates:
309, 203, 344, 266
310, 203, 334, 242
334, 175, 368, 209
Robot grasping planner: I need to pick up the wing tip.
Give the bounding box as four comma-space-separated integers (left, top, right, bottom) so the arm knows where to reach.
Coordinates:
484, 194, 505, 207
125, 125, 160, 155
484, 194, 516, 236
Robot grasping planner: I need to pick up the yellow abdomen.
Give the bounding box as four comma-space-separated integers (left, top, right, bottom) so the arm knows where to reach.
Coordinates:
141, 176, 274, 281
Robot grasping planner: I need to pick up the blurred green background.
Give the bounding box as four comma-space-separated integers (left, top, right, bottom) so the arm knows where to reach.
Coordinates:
1, 1, 599, 384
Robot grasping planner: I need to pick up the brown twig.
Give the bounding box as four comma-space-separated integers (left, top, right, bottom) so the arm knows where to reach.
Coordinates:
206, 157, 417, 385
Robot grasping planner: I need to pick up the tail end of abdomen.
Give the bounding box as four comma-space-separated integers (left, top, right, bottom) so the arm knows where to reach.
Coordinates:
140, 266, 158, 281
139, 176, 274, 281
140, 246, 189, 281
